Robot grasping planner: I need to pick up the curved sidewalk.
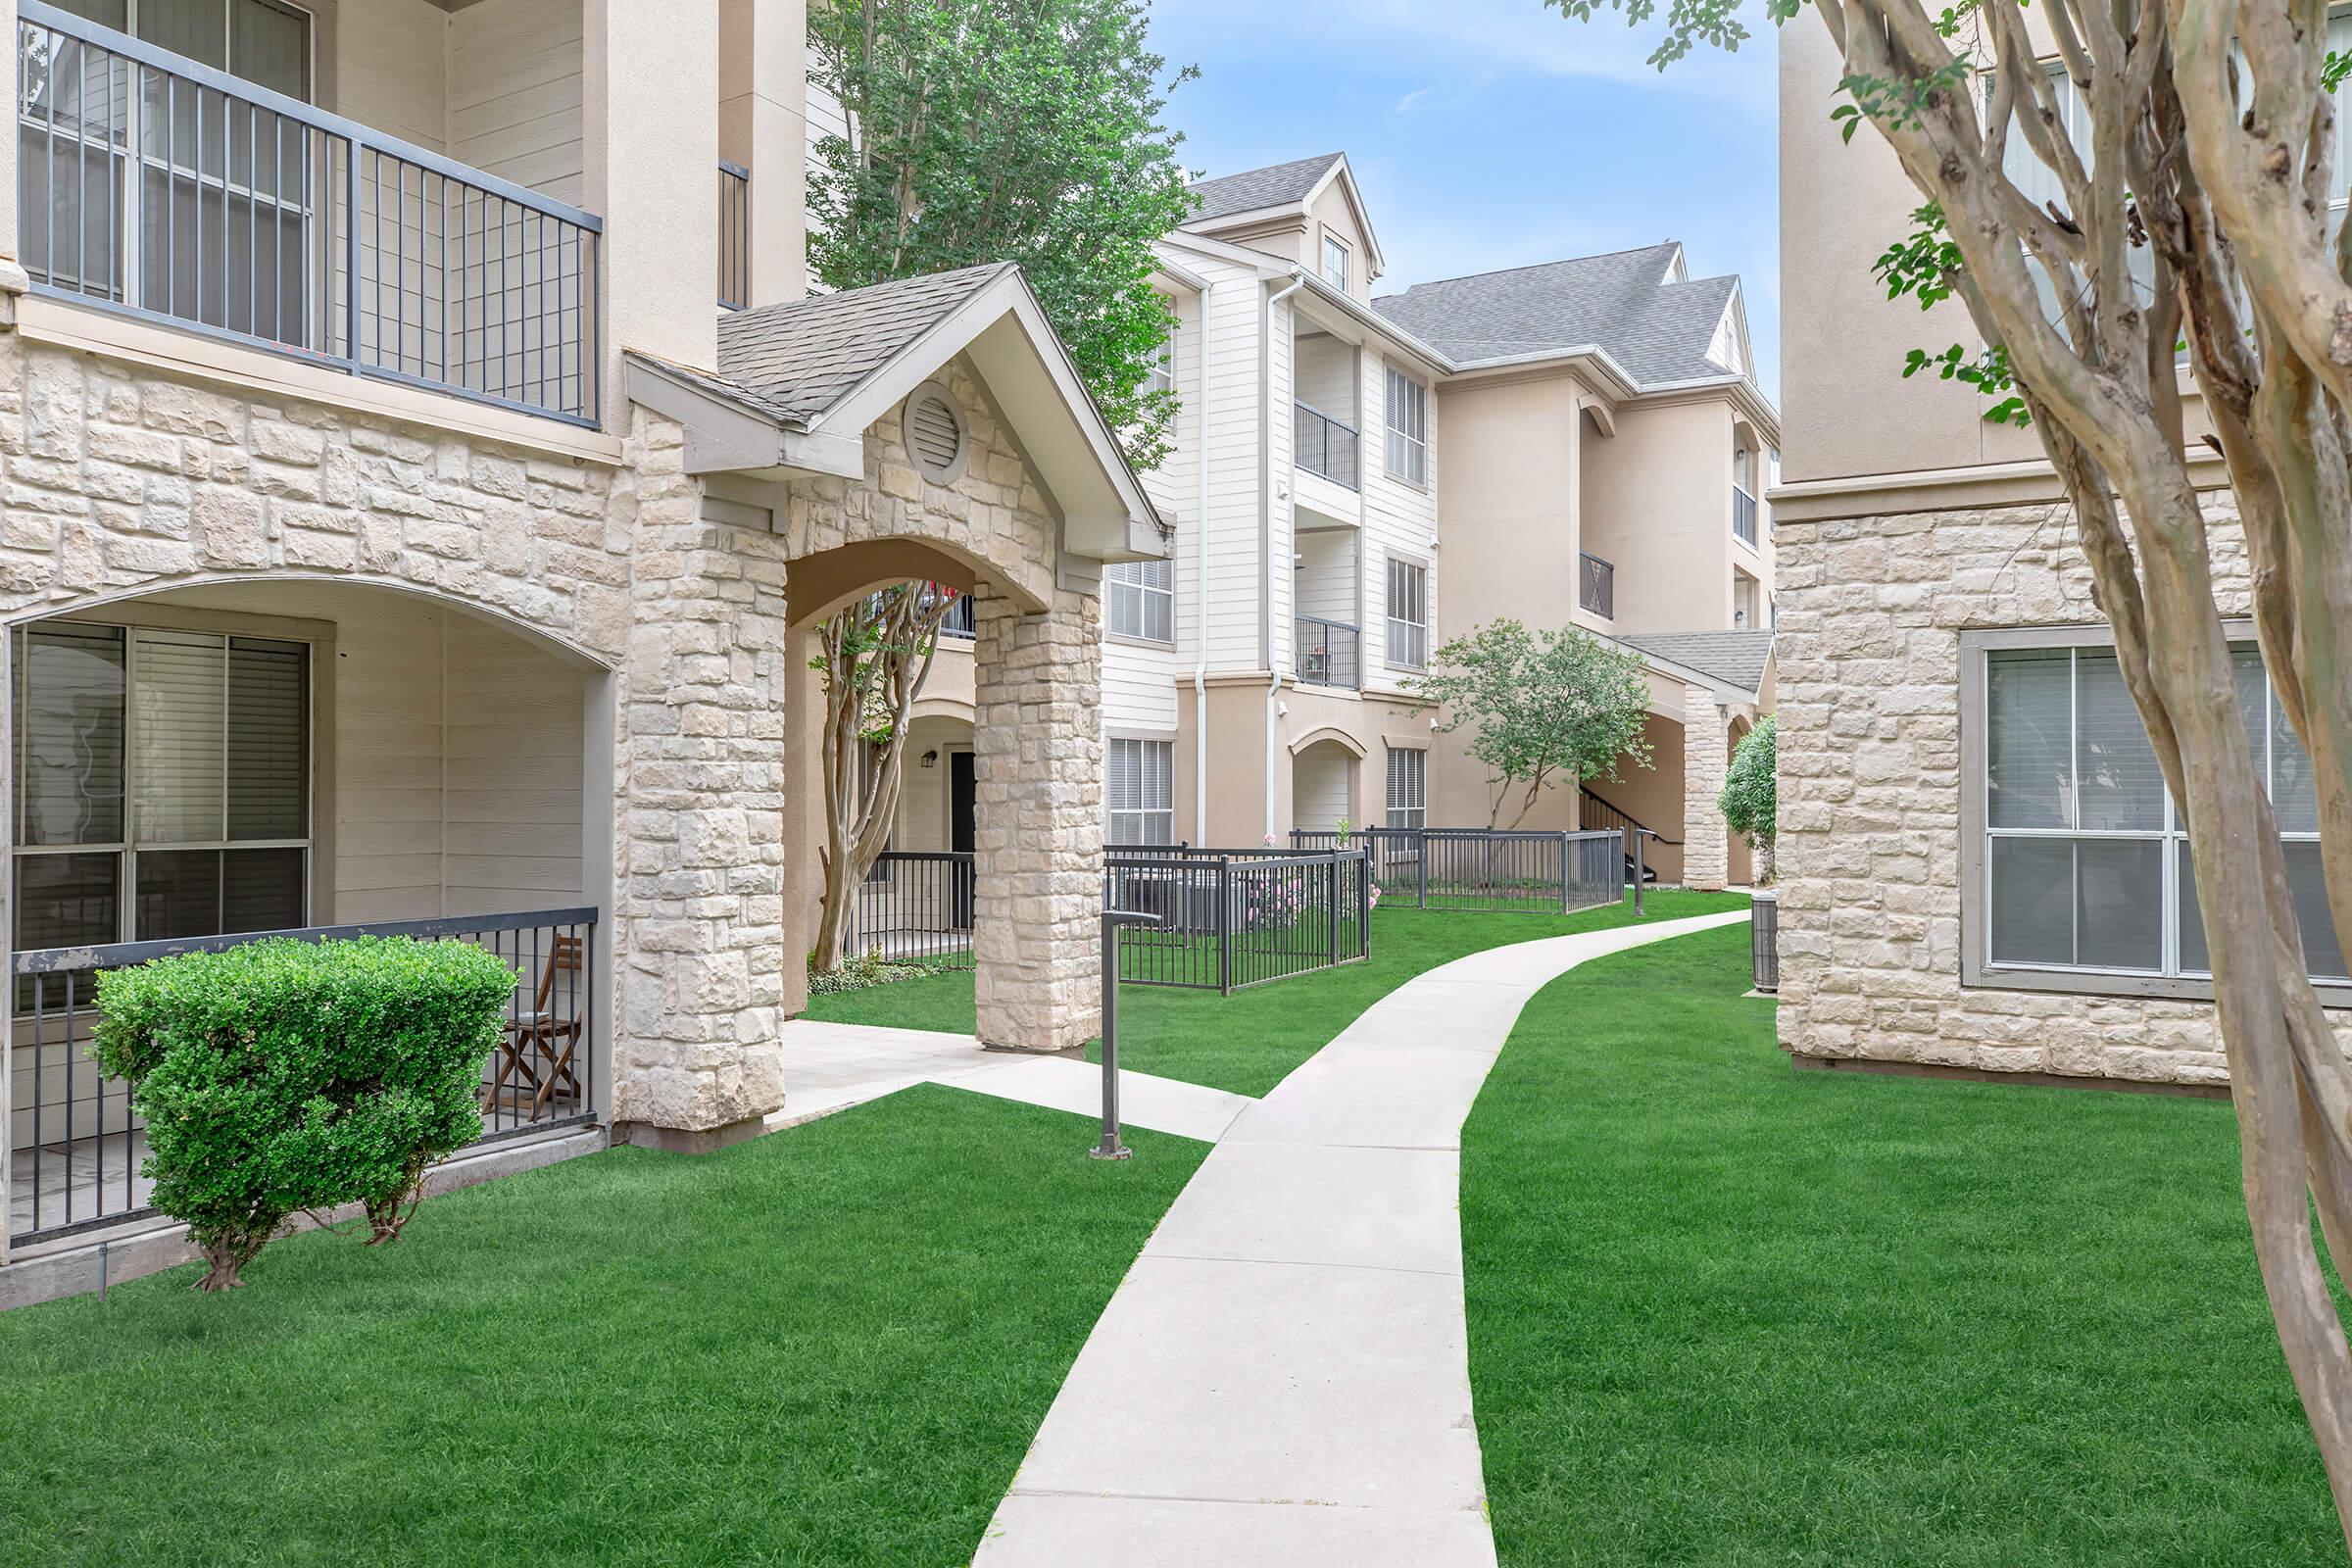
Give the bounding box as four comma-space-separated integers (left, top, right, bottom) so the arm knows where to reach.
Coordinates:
974, 907, 1753, 1567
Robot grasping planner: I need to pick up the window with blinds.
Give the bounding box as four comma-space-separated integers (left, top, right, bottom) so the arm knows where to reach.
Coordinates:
12, 621, 310, 955
1386, 747, 1426, 830
1386, 557, 1428, 670
1105, 558, 1173, 643
1978, 641, 2344, 984
1106, 737, 1173, 847
1384, 366, 1427, 485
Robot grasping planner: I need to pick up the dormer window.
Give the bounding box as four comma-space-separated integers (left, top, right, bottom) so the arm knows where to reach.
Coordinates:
1322, 233, 1350, 291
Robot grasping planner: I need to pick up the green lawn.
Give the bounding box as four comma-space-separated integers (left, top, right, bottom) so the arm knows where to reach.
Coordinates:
0, 1087, 1205, 1568
805, 890, 1752, 1098
1462, 924, 2341, 1566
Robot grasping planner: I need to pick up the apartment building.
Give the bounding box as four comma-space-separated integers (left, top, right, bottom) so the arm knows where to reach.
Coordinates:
901, 153, 1780, 885
1774, 23, 2351, 1084
0, 0, 1165, 1291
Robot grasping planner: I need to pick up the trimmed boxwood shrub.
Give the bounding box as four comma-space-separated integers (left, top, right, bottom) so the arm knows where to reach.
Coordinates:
93, 936, 519, 1291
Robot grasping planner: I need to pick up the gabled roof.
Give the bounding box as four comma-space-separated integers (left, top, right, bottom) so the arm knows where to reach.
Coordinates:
622, 264, 1165, 563
1186, 153, 1346, 223
714, 263, 1013, 425
1372, 241, 1749, 387
1620, 629, 1776, 695
1181, 152, 1386, 278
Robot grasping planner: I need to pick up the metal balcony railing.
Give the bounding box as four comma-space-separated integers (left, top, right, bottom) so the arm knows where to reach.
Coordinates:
1295, 614, 1359, 689
16, 1, 603, 425
1294, 401, 1359, 488
717, 159, 749, 311
1580, 551, 1614, 618
1735, 486, 1759, 546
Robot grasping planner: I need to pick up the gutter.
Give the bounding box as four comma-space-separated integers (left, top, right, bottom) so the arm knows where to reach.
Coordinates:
1261, 267, 1307, 840
1194, 277, 1212, 839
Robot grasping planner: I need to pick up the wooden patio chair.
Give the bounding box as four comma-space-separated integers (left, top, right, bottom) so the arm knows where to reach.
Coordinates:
481, 935, 585, 1121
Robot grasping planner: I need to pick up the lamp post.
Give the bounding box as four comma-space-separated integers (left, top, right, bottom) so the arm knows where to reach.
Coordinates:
1092, 906, 1162, 1160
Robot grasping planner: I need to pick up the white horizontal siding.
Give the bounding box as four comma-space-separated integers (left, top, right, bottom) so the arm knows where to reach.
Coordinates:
1102, 641, 1182, 734
333, 0, 449, 153
1361, 347, 1440, 694
448, 0, 585, 208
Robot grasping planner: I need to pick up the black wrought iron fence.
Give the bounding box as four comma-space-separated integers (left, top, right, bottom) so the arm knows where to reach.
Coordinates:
7, 906, 598, 1249
845, 851, 975, 970
1291, 827, 1623, 913
17, 2, 603, 424
1105, 846, 1371, 992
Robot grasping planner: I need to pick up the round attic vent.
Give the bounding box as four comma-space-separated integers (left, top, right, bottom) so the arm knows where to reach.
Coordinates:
905, 383, 968, 483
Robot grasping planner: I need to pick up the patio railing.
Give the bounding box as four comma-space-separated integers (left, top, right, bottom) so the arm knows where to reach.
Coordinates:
17, 1, 603, 425
7, 906, 598, 1249
845, 851, 975, 971
1105, 845, 1371, 993
1291, 827, 1622, 913
1294, 400, 1359, 488
1295, 614, 1359, 690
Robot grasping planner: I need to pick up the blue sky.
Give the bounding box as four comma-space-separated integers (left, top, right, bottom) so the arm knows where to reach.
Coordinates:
1147, 0, 1783, 403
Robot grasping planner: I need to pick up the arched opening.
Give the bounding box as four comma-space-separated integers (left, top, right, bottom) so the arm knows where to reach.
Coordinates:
1726, 714, 1754, 887
5, 578, 615, 1248
1291, 737, 1360, 833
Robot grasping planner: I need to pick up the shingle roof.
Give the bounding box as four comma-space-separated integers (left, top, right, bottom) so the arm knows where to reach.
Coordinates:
1372, 242, 1741, 384
710, 262, 1016, 425
1185, 154, 1345, 223
1620, 630, 1776, 694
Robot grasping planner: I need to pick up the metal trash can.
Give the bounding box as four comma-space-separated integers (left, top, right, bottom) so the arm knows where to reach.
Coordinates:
1750, 889, 1780, 994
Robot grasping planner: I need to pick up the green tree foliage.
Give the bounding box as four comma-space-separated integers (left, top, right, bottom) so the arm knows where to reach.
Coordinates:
1414, 618, 1654, 827
808, 0, 1197, 470
1718, 713, 1777, 880
93, 938, 519, 1290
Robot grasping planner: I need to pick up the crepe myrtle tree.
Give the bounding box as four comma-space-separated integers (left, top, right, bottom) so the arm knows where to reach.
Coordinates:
1549, 0, 2352, 1538
1413, 618, 1654, 828
809, 584, 959, 972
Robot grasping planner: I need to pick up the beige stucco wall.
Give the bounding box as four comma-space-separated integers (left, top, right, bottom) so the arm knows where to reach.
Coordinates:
1433, 371, 1583, 640
1582, 397, 1757, 634
1773, 493, 2352, 1084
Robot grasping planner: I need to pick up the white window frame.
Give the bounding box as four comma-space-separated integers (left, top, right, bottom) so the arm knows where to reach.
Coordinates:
1383, 363, 1428, 486
1385, 555, 1430, 671
1104, 557, 1173, 645
1959, 623, 2350, 1004
1322, 231, 1351, 291
1385, 746, 1426, 830
1105, 735, 1174, 847
1145, 318, 1177, 398
11, 616, 317, 952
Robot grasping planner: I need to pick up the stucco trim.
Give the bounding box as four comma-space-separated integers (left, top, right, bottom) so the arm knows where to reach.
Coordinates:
1288, 724, 1370, 760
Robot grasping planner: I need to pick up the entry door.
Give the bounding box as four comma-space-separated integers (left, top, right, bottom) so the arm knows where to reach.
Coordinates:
949, 752, 975, 925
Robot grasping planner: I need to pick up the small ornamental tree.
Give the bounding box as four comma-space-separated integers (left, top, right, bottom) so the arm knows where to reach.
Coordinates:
93, 937, 518, 1290
1718, 714, 1778, 884
1413, 618, 1654, 827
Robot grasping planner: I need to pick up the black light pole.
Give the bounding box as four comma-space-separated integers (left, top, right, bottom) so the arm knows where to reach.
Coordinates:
1633, 829, 1656, 916
1093, 906, 1161, 1160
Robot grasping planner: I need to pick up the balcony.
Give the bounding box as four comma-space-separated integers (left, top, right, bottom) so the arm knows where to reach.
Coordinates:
1734, 486, 1759, 547
1294, 400, 1359, 489
1580, 552, 1614, 619
1295, 614, 1359, 690
16, 3, 603, 426
717, 159, 749, 311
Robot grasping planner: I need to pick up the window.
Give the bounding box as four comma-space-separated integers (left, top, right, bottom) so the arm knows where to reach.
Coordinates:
1145, 321, 1177, 398
1105, 558, 1173, 643
1383, 366, 1427, 485
1106, 737, 1173, 847
1322, 233, 1350, 291
13, 621, 311, 961
1733, 446, 1759, 546
50, 0, 315, 95
1386, 747, 1426, 830
1964, 632, 2346, 996
1386, 557, 1429, 670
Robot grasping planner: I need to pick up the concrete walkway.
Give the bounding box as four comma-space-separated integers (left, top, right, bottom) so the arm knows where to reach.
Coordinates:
973, 907, 1753, 1567
767, 1019, 1253, 1144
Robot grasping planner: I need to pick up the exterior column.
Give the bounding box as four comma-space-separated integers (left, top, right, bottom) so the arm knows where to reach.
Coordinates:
972, 578, 1103, 1053
1681, 681, 1732, 890
718, 0, 809, 307
585, 0, 719, 418
611, 414, 792, 1150
777, 617, 824, 1018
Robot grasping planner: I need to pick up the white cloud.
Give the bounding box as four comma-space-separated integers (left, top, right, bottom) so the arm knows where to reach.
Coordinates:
1393, 85, 1436, 114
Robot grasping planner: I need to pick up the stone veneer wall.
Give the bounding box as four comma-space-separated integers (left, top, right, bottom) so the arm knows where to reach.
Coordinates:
1774, 493, 2352, 1086
0, 324, 800, 1137
1680, 681, 1732, 891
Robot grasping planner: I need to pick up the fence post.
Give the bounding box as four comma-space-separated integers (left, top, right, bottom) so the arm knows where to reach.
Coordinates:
1327, 854, 1341, 966
1417, 829, 1429, 909
1217, 855, 1235, 996
1357, 847, 1373, 956
1633, 830, 1648, 917
1557, 831, 1571, 913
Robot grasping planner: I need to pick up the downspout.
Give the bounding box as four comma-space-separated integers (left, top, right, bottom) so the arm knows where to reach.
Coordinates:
1261, 267, 1306, 841
1193, 281, 1211, 842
